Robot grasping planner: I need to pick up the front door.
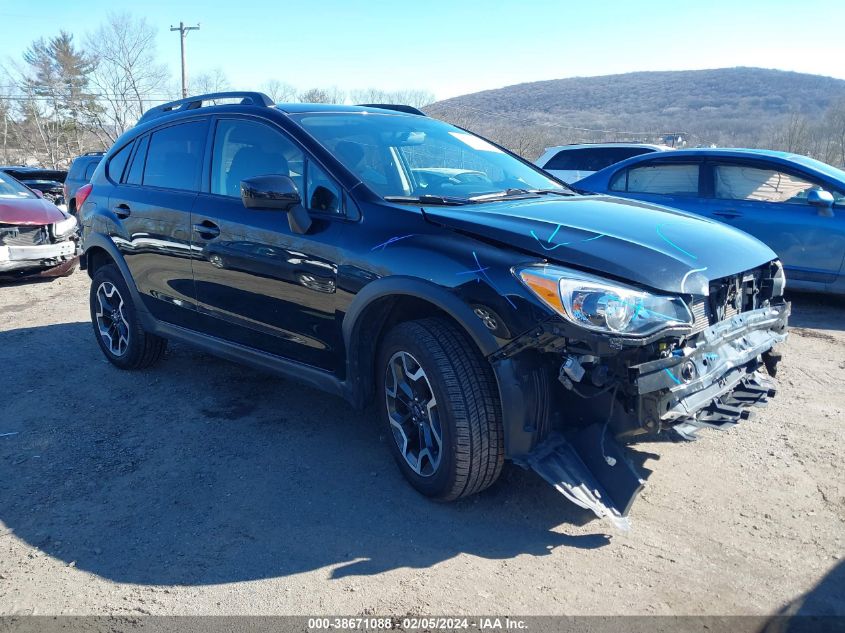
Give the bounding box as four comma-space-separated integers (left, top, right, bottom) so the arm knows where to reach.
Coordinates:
700, 161, 845, 283
190, 116, 346, 371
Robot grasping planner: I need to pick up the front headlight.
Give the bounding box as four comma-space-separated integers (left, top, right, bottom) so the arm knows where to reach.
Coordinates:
52, 214, 77, 237
516, 264, 693, 336
772, 260, 786, 297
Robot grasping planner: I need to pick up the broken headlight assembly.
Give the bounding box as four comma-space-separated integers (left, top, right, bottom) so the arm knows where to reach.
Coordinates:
52, 214, 78, 238
516, 264, 693, 336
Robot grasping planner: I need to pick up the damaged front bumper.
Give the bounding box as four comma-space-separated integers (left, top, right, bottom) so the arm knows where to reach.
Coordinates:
0, 240, 79, 277
633, 303, 789, 439
507, 301, 790, 530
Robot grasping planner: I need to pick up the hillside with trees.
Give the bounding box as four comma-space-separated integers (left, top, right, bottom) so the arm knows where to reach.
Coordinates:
427, 68, 845, 164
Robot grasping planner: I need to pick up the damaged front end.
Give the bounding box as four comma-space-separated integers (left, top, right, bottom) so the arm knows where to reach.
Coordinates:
0, 215, 79, 280
498, 260, 789, 530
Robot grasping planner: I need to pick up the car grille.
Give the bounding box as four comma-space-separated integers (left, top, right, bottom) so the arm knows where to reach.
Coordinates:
0, 226, 49, 247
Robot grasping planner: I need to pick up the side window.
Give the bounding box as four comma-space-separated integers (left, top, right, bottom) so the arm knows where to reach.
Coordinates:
143, 120, 207, 191
83, 161, 99, 180
625, 163, 699, 195
125, 136, 149, 185
107, 142, 133, 183
609, 169, 627, 192
714, 164, 818, 203
306, 159, 342, 215
210, 118, 304, 197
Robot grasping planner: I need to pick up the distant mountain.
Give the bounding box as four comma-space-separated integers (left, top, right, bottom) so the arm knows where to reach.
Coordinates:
426, 68, 845, 151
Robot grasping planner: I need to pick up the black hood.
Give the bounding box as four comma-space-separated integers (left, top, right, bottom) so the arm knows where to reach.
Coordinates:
422, 195, 777, 295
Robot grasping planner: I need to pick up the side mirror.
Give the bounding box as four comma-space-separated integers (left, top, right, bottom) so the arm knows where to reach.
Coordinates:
241, 175, 300, 211
32, 188, 44, 199
807, 189, 834, 208
240, 174, 312, 234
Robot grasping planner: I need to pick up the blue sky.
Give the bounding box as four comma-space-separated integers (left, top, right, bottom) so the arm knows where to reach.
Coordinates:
1, 0, 844, 100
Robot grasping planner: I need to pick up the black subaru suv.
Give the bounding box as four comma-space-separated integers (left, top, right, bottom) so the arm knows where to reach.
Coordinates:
79, 92, 789, 528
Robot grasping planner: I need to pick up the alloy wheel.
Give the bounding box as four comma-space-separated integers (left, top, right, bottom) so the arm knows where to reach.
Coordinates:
384, 350, 442, 477
95, 281, 130, 357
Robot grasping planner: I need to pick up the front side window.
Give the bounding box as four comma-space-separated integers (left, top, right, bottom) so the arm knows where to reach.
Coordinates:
143, 120, 207, 191
306, 159, 342, 214
614, 163, 699, 195
294, 113, 565, 200
714, 164, 820, 203
210, 118, 304, 198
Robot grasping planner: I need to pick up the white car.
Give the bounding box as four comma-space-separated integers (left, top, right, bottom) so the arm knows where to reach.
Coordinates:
535, 143, 673, 184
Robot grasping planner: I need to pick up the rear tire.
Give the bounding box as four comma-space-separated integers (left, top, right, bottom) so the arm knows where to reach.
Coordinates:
377, 317, 504, 500
89, 264, 167, 369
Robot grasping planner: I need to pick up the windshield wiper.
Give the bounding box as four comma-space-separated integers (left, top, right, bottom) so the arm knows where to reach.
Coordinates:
528, 188, 578, 196
468, 188, 538, 202
384, 194, 470, 206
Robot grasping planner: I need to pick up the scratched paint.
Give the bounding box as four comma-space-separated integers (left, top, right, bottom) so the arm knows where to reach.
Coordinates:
457, 251, 518, 310
530, 223, 606, 251
370, 234, 417, 251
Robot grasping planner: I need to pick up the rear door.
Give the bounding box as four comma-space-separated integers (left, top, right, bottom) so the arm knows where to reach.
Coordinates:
697, 160, 845, 283
607, 158, 710, 215
108, 118, 208, 327
190, 115, 347, 371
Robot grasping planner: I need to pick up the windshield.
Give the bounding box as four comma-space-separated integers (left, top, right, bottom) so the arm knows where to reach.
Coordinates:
293, 113, 567, 201
0, 174, 36, 199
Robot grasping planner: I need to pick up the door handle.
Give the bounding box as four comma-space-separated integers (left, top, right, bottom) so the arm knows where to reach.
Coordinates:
192, 220, 220, 239
713, 211, 741, 219
113, 203, 131, 219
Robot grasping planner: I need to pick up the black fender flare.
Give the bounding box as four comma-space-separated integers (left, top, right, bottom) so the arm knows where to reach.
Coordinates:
342, 276, 502, 361
341, 276, 539, 457
82, 233, 155, 330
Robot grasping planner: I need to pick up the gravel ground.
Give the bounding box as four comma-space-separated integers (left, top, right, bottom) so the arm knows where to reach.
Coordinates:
0, 271, 843, 617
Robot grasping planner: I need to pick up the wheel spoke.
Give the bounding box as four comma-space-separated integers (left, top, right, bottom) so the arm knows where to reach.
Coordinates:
384, 350, 442, 478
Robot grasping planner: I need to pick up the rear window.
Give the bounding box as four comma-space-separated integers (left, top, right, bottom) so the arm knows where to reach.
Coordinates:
142, 121, 207, 191
611, 163, 700, 195
83, 160, 100, 180
544, 147, 655, 171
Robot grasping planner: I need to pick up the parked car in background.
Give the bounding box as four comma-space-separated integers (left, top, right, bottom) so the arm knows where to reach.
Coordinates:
0, 171, 78, 280
0, 166, 67, 209
64, 152, 104, 217
577, 148, 845, 294
535, 143, 672, 184
78, 92, 789, 529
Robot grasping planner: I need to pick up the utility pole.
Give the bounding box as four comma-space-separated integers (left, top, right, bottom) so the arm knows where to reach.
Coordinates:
170, 21, 200, 98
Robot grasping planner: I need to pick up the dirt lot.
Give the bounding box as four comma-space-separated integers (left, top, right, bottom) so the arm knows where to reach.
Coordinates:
0, 271, 843, 617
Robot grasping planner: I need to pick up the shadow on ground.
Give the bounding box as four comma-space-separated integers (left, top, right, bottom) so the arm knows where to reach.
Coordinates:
0, 322, 612, 587
786, 291, 845, 331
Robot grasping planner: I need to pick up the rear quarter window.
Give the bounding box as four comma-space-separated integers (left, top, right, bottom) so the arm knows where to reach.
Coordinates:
107, 143, 133, 182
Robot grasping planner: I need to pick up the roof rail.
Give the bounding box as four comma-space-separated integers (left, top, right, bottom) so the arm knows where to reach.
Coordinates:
137, 91, 275, 125
357, 103, 427, 116
84, 151, 105, 156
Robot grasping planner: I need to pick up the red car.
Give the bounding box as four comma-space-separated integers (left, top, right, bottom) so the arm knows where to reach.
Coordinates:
0, 171, 79, 280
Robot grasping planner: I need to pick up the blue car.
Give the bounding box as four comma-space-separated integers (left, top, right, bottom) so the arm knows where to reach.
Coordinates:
577, 148, 845, 294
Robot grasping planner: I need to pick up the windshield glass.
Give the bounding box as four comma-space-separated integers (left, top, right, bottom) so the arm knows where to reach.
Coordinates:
0, 174, 35, 199
293, 113, 567, 201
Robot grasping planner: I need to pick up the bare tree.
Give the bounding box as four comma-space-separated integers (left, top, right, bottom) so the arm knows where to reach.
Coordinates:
298, 86, 345, 104
86, 13, 169, 144
261, 79, 297, 103
192, 67, 231, 95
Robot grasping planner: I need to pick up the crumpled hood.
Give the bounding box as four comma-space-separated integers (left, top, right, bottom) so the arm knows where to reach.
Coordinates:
422, 195, 777, 295
0, 197, 65, 226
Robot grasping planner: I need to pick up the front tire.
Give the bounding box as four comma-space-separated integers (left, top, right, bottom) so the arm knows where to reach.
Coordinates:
89, 264, 167, 369
377, 317, 504, 500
